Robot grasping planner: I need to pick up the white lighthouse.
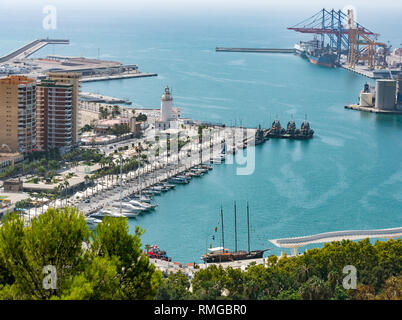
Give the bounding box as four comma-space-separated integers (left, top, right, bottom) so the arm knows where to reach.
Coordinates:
160, 86, 173, 121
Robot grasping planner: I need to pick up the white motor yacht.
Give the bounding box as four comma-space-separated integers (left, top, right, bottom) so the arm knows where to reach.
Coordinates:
111, 202, 145, 215
90, 209, 127, 219
86, 216, 102, 229
128, 199, 157, 210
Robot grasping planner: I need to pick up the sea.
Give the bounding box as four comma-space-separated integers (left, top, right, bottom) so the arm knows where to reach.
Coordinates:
1, 1, 402, 262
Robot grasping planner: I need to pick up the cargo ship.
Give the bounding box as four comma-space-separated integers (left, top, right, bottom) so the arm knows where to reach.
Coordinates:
201, 203, 270, 263
306, 50, 337, 68
294, 37, 337, 68
265, 118, 314, 140
294, 38, 320, 58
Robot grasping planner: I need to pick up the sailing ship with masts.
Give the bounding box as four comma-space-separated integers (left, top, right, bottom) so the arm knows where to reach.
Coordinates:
201, 203, 270, 263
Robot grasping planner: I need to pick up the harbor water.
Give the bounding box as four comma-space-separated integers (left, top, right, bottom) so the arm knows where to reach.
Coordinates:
1, 4, 402, 262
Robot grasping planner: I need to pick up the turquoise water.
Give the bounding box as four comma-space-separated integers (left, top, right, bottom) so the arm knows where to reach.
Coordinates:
1, 3, 402, 262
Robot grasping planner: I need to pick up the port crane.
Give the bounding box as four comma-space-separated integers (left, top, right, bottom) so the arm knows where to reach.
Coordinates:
288, 8, 384, 68
346, 9, 386, 69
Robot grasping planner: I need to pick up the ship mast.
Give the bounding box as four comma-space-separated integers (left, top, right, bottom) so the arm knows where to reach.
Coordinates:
247, 202, 250, 253
221, 206, 224, 250
234, 201, 237, 253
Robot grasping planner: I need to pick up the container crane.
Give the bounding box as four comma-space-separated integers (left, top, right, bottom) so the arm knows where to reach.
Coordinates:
288, 8, 383, 67
347, 9, 386, 69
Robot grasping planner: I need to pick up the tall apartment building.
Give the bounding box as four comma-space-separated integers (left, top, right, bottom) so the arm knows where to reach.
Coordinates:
0, 76, 37, 154
36, 79, 73, 153
47, 72, 80, 145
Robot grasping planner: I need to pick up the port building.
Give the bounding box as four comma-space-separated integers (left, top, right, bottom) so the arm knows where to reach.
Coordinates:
345, 75, 402, 113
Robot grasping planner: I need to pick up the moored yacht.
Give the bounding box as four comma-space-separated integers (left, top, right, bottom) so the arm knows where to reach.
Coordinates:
128, 199, 157, 210
85, 216, 102, 229
90, 209, 127, 219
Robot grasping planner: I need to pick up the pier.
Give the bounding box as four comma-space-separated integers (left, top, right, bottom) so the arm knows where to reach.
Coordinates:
80, 92, 132, 105
270, 227, 402, 255
80, 72, 158, 83
216, 47, 296, 54
340, 63, 375, 79
0, 39, 69, 63
344, 104, 402, 114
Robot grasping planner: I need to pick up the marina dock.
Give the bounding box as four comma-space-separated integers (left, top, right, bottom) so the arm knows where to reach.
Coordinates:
340, 64, 375, 79
345, 104, 402, 114
0, 38, 69, 63
80, 72, 158, 83
71, 126, 258, 216
80, 92, 132, 105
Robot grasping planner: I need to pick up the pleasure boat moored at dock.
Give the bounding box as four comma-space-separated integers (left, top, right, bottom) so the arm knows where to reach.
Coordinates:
90, 209, 127, 219
85, 216, 102, 229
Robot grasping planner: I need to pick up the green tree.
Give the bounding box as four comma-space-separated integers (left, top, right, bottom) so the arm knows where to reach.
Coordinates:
0, 208, 162, 300
136, 113, 147, 122
37, 165, 47, 178
156, 271, 193, 300
299, 276, 332, 300
191, 265, 227, 300
48, 160, 59, 171
0, 208, 90, 299
90, 218, 161, 299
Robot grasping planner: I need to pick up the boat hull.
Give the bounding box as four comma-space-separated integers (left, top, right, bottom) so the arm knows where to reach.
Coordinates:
201, 250, 265, 263
306, 52, 336, 68
265, 132, 314, 140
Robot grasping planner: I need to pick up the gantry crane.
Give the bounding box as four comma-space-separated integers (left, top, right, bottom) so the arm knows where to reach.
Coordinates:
347, 9, 386, 69
288, 8, 385, 69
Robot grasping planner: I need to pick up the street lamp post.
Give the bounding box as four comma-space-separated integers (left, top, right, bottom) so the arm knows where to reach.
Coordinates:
119, 154, 123, 215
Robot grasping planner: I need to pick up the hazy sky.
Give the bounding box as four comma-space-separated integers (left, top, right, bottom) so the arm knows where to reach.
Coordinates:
2, 0, 401, 11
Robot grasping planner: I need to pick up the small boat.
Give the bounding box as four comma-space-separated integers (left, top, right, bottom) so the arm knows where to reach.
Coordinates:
151, 185, 166, 192
168, 177, 189, 184
141, 188, 159, 195
128, 199, 157, 210
90, 209, 127, 219
199, 164, 213, 170
210, 154, 225, 164
189, 170, 203, 177
85, 216, 102, 229
145, 245, 171, 262
192, 167, 208, 174
111, 202, 145, 215
161, 182, 176, 189
130, 194, 152, 203
176, 175, 190, 180
185, 171, 198, 178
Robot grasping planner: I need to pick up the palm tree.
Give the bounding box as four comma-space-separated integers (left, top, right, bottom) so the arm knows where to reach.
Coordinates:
112, 105, 121, 118
34, 193, 39, 216
63, 180, 70, 206
84, 175, 90, 198
40, 192, 46, 214
57, 184, 64, 208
